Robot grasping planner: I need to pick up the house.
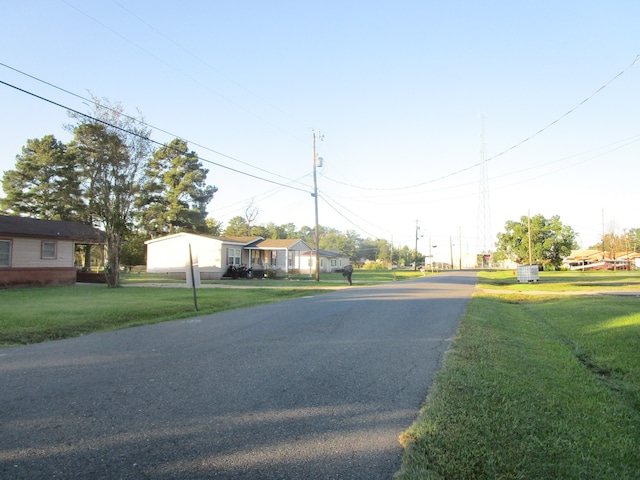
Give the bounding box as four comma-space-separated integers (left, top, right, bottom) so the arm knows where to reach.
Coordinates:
562, 249, 639, 270
245, 238, 312, 275
145, 232, 263, 280
144, 233, 351, 280
0, 215, 105, 287
300, 248, 351, 274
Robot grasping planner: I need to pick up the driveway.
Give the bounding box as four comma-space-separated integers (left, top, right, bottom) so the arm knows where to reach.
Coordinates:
0, 271, 478, 479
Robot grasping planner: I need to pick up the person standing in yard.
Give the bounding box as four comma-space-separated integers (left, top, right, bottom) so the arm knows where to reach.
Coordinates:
342, 264, 354, 285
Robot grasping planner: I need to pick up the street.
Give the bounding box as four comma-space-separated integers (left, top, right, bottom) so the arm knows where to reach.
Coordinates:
0, 271, 477, 479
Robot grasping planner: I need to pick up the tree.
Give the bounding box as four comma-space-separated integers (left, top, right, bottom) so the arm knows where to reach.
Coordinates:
356, 238, 379, 262
0, 135, 83, 220
244, 200, 260, 232
120, 232, 147, 267
297, 225, 316, 245
320, 229, 359, 260
223, 216, 250, 236
250, 224, 269, 238
205, 218, 223, 236
397, 245, 414, 266
494, 214, 577, 268
138, 138, 216, 235
70, 97, 152, 287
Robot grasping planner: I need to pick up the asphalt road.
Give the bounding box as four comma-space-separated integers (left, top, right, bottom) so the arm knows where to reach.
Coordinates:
0, 271, 478, 479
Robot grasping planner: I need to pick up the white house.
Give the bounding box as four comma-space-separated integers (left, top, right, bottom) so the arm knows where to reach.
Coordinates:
299, 248, 351, 274
145, 233, 263, 280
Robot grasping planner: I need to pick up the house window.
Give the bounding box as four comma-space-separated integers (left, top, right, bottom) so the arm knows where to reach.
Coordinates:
0, 240, 11, 267
42, 241, 57, 259
330, 259, 337, 267
227, 247, 241, 265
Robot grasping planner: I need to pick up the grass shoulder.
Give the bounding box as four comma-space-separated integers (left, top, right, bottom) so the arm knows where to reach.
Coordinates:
479, 269, 640, 292
396, 279, 640, 479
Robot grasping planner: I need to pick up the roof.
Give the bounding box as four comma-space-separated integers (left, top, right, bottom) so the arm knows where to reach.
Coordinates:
248, 238, 311, 250
0, 215, 105, 243
145, 232, 263, 246
214, 235, 264, 246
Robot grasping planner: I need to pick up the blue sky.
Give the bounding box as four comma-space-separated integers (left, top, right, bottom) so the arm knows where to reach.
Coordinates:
1, 1, 639, 260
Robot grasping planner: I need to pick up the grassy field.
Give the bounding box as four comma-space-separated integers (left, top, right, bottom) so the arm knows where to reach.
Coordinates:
0, 285, 331, 346
480, 269, 640, 292
0, 268, 424, 346
396, 271, 640, 479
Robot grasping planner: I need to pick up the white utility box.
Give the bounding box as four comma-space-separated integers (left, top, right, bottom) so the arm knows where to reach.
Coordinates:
517, 265, 539, 283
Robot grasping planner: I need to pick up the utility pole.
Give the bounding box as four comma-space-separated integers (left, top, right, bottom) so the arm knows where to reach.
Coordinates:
414, 220, 420, 270
450, 236, 453, 270
312, 131, 321, 282
528, 210, 533, 266
459, 226, 462, 270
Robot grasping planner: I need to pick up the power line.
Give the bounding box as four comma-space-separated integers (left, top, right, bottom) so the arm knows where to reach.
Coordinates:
318, 192, 389, 239
0, 62, 310, 188
0, 79, 312, 195
63, 0, 309, 147
110, 0, 305, 130
320, 53, 640, 192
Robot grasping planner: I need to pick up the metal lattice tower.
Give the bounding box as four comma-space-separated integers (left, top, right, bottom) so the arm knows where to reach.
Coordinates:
476, 119, 492, 263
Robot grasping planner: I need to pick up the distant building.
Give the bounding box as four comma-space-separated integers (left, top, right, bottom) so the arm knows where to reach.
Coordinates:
562, 249, 639, 270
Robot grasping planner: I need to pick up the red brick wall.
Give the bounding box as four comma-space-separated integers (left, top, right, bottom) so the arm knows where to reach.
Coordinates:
0, 267, 76, 288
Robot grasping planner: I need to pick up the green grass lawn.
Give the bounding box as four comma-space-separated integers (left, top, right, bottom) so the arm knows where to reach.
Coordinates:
1, 268, 425, 346
480, 269, 640, 292
396, 272, 640, 479
0, 285, 329, 346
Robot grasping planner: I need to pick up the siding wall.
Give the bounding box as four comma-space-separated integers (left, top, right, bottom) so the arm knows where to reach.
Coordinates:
146, 234, 223, 274
4, 237, 74, 268
0, 237, 77, 287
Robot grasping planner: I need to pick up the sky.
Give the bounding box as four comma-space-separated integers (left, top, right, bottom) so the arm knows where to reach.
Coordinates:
1, 1, 639, 263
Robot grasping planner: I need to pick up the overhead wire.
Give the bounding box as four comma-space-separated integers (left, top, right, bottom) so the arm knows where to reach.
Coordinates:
59, 0, 277, 129
323, 133, 640, 203
319, 53, 640, 192
0, 78, 312, 195
110, 0, 307, 132
0, 62, 311, 190
317, 191, 399, 238
317, 193, 380, 239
